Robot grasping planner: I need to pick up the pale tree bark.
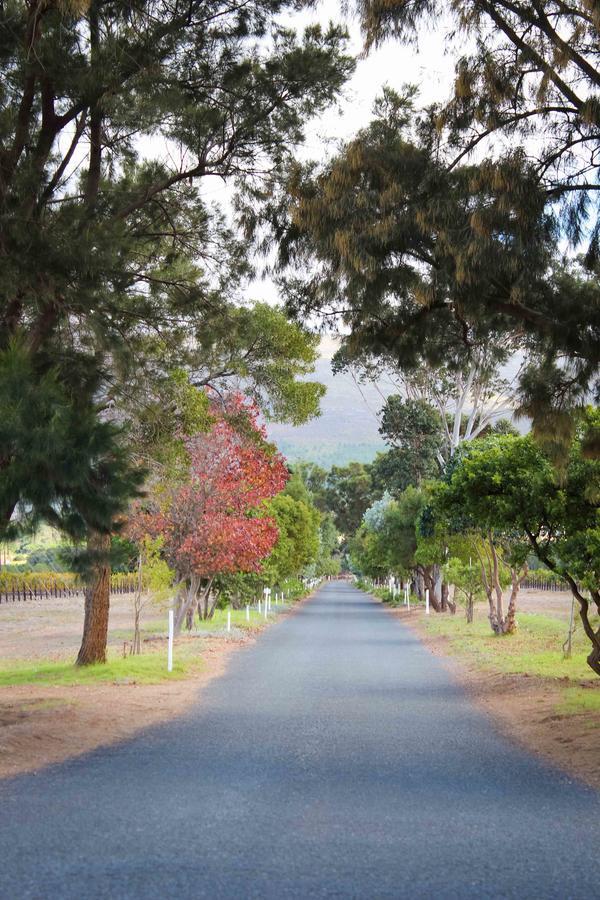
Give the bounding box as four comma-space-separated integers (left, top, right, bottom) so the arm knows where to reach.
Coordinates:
174, 573, 201, 634
173, 575, 216, 634
505, 563, 529, 635
420, 565, 441, 611
477, 537, 526, 635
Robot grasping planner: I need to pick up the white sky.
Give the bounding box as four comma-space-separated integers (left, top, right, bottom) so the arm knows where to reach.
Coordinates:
288, 1, 457, 149
207, 1, 461, 307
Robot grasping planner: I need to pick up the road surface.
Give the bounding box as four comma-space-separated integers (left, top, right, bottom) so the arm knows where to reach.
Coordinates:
1, 581, 598, 898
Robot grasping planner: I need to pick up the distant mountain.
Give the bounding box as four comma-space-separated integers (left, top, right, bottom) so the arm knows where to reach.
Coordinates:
266, 356, 393, 468
265, 342, 527, 468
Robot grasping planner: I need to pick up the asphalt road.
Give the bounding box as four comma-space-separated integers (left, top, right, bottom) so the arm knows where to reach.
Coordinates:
1, 581, 599, 899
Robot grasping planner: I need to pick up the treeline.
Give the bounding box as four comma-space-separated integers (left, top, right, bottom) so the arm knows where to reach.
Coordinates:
344, 407, 600, 675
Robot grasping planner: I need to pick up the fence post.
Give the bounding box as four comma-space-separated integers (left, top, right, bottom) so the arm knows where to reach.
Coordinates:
167, 609, 174, 672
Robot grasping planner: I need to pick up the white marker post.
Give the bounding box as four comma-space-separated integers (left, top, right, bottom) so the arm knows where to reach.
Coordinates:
167, 609, 174, 673
246, 604, 250, 622
425, 588, 430, 615
407, 587, 410, 611
258, 596, 262, 614
227, 610, 231, 632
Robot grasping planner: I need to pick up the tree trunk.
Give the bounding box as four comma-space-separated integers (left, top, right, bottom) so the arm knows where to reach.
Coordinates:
502, 564, 528, 635
442, 581, 456, 614
415, 570, 424, 601
207, 590, 218, 619
131, 553, 143, 655
174, 574, 201, 635
76, 530, 111, 666
490, 540, 504, 631
185, 605, 194, 631
132, 604, 141, 654
523, 529, 600, 677
421, 566, 441, 612
466, 593, 474, 624
433, 564, 443, 610
195, 579, 215, 620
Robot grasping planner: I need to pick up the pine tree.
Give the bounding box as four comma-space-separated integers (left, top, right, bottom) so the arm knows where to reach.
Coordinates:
0, 1, 352, 662
250, 88, 600, 443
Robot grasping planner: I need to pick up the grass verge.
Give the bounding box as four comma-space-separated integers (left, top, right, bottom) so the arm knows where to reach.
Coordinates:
419, 611, 598, 682
0, 642, 205, 687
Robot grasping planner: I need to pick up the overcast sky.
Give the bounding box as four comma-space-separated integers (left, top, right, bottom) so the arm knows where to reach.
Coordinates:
198, 1, 460, 307
289, 1, 456, 149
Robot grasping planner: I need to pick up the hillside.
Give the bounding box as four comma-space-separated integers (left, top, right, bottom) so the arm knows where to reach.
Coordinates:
266, 356, 392, 467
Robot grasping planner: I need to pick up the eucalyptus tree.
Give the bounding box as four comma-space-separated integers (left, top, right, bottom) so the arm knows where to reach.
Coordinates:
439, 416, 600, 669
247, 86, 600, 443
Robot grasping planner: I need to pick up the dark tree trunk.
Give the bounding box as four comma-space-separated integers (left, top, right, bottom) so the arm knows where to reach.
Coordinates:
466, 594, 474, 624
0, 484, 18, 537
421, 566, 441, 612
76, 530, 111, 666
441, 581, 456, 614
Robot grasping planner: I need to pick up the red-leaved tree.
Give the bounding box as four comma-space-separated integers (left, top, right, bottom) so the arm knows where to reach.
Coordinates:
131, 394, 288, 630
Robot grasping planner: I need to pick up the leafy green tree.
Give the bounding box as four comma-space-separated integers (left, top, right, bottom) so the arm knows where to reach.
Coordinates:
292, 461, 329, 511
314, 512, 340, 576
191, 304, 325, 426
0, 0, 352, 661
357, 0, 600, 240
379, 397, 445, 482
354, 3, 600, 439
262, 493, 320, 584
440, 419, 600, 669
351, 485, 426, 586
0, 342, 142, 541
348, 524, 389, 581
444, 557, 486, 624
253, 86, 599, 445
323, 462, 374, 537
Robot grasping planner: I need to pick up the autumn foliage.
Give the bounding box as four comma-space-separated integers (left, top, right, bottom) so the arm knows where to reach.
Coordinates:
130, 394, 288, 625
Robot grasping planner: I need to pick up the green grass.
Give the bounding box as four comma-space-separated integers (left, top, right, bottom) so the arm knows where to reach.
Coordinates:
0, 600, 296, 687
421, 611, 598, 682
0, 643, 205, 687
0, 596, 299, 688
111, 602, 287, 642
558, 687, 600, 715
187, 603, 289, 632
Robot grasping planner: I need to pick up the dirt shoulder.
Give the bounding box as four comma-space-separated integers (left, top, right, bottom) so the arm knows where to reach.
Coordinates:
0, 636, 240, 780
0, 593, 310, 781
385, 604, 600, 791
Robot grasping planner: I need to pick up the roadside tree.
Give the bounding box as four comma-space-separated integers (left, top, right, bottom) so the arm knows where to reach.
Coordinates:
440, 420, 600, 668
132, 396, 288, 631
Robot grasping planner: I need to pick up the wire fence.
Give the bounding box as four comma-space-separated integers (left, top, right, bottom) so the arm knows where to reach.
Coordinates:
0, 578, 138, 604
521, 575, 568, 592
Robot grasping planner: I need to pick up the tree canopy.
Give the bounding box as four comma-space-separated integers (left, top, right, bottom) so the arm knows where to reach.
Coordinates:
0, 0, 353, 535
